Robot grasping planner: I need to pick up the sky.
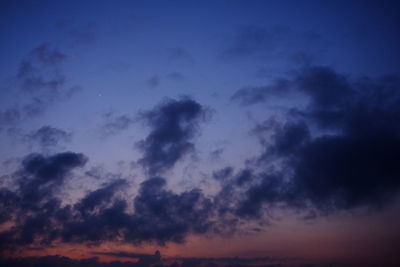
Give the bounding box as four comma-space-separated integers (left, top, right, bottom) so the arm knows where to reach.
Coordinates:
0, 0, 400, 266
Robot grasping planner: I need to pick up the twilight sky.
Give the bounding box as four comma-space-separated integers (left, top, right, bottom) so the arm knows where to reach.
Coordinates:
1, 1, 400, 266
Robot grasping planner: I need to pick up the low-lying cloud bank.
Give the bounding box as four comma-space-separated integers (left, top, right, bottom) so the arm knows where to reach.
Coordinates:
0, 253, 287, 267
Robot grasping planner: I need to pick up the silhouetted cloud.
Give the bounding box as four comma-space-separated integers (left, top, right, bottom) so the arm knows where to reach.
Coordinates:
0, 164, 216, 251
17, 152, 88, 206
91, 250, 160, 260
127, 177, 214, 245
0, 152, 87, 250
137, 98, 207, 175
234, 66, 400, 217
0, 253, 286, 267
1, 66, 400, 253
0, 188, 19, 224
75, 179, 127, 217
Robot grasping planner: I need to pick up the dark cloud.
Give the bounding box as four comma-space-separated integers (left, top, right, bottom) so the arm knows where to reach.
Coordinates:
0, 254, 285, 267
137, 98, 207, 175
234, 169, 253, 186
0, 161, 216, 251
91, 250, 160, 261
235, 173, 286, 218
0, 152, 87, 250
75, 179, 126, 217
17, 152, 88, 206
26, 126, 72, 149
129, 177, 214, 245
0, 255, 150, 267
0, 188, 19, 224
167, 256, 283, 267
234, 66, 400, 216
2, 67, 400, 252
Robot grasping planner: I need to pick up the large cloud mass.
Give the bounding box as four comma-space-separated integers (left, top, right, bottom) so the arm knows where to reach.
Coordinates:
233, 66, 400, 216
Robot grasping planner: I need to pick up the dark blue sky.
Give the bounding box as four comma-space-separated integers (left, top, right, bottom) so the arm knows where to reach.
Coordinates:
1, 1, 400, 266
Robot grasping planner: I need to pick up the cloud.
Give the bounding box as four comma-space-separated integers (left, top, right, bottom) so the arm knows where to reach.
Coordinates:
26, 126, 72, 149
212, 167, 234, 182
100, 111, 135, 137
137, 97, 207, 175
0, 152, 87, 250
0, 254, 286, 267
233, 66, 400, 216
91, 250, 160, 260
166, 256, 283, 267
0, 160, 216, 251
17, 152, 88, 206
74, 179, 127, 217
17, 43, 67, 94
0, 43, 81, 130
130, 177, 214, 244
231, 78, 292, 106
2, 69, 400, 251
0, 188, 19, 224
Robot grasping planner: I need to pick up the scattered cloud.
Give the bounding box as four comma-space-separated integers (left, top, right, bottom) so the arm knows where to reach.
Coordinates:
100, 111, 135, 137
1, 70, 400, 254
0, 156, 216, 251
25, 125, 72, 149
0, 43, 81, 130
137, 97, 208, 175
231, 78, 292, 106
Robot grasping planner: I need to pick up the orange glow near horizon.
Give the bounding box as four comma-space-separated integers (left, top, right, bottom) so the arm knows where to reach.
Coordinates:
8, 202, 400, 266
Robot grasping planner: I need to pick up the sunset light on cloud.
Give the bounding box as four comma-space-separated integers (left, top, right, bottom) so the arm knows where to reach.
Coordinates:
1, 1, 400, 266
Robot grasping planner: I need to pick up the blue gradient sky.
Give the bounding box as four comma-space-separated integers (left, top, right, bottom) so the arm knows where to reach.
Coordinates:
1, 1, 400, 266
